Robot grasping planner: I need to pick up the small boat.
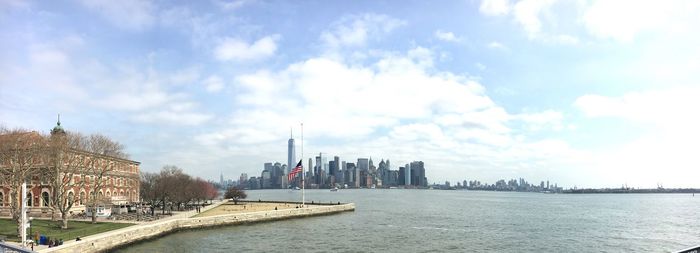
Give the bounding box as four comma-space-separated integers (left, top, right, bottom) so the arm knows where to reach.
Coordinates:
330, 187, 338, 192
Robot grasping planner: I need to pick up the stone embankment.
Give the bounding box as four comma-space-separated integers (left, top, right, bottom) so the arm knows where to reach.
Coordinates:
39, 201, 355, 253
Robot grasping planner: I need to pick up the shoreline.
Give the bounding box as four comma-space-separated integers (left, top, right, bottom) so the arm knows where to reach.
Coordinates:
38, 200, 355, 253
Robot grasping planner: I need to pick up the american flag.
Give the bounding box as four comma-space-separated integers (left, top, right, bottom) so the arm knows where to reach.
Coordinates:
288, 160, 303, 182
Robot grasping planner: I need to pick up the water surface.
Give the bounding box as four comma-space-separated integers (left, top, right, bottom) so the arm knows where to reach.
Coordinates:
114, 189, 700, 252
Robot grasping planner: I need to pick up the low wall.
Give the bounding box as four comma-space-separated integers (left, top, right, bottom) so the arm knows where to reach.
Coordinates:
40, 202, 355, 253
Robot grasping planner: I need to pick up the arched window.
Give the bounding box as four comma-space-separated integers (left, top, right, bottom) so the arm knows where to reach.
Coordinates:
106, 191, 111, 197
79, 191, 85, 205
68, 192, 74, 205
120, 190, 124, 196
42, 192, 49, 207
98, 191, 103, 198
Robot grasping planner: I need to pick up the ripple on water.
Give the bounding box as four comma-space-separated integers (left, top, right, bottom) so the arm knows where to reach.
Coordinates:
112, 190, 700, 253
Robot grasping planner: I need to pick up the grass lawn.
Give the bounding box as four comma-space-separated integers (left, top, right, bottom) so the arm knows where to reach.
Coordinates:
0, 219, 134, 242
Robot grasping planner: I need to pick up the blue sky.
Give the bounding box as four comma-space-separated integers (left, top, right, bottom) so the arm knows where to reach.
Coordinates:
2, 0, 700, 188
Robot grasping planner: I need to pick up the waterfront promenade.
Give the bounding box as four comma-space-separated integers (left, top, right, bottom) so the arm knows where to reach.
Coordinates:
38, 200, 355, 253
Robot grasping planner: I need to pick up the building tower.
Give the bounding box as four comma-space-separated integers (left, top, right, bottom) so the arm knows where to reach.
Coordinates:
404, 163, 411, 187
287, 128, 295, 175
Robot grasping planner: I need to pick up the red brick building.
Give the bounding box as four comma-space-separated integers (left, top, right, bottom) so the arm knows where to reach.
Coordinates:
0, 120, 140, 217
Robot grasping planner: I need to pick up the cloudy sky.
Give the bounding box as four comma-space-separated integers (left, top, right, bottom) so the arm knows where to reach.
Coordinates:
2, 0, 699, 188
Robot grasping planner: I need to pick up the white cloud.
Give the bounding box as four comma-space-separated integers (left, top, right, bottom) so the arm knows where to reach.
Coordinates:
320, 13, 405, 49
202, 75, 225, 93
169, 67, 201, 85
434, 30, 460, 42
215, 47, 500, 143
77, 0, 156, 31
512, 0, 557, 39
95, 90, 173, 111
575, 87, 700, 128
479, 0, 700, 43
479, 0, 511, 16
132, 107, 213, 126
574, 88, 700, 187
487, 41, 507, 50
514, 110, 564, 131
214, 35, 279, 61
582, 0, 700, 42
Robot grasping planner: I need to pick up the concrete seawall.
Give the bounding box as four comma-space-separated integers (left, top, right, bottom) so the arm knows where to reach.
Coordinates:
40, 202, 355, 253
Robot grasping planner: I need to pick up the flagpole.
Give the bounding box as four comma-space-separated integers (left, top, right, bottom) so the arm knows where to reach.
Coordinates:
301, 122, 305, 207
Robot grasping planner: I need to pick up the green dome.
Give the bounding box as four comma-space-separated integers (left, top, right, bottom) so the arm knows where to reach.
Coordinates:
51, 114, 66, 135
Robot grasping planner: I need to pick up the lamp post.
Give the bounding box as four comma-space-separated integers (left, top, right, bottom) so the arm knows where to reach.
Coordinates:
28, 217, 33, 245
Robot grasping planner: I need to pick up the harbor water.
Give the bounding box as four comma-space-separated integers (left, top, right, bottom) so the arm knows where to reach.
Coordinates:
113, 189, 700, 252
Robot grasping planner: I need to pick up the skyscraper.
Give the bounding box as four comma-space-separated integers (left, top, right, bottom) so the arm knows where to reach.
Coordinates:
287, 129, 295, 175
332, 156, 340, 177
357, 158, 369, 171
239, 173, 248, 186
308, 158, 313, 177
410, 161, 425, 187
404, 163, 411, 187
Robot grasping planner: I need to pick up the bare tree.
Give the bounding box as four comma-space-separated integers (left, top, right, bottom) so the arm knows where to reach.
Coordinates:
84, 134, 127, 223
139, 171, 158, 216
154, 166, 186, 214
0, 127, 48, 239
44, 131, 90, 229
224, 186, 247, 204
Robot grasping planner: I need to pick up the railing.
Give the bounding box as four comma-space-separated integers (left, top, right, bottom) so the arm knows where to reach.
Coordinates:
676, 245, 700, 253
0, 242, 35, 253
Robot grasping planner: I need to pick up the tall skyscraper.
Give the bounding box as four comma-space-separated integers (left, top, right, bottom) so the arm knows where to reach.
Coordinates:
410, 161, 425, 187
287, 129, 295, 175
357, 158, 369, 171
404, 163, 411, 187
332, 156, 340, 177
239, 173, 248, 186
308, 158, 313, 176
315, 153, 328, 186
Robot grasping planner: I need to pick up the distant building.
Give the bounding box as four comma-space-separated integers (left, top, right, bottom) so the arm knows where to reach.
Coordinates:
287, 130, 295, 176
239, 173, 248, 186
357, 158, 369, 171
410, 161, 426, 187
404, 163, 411, 187
333, 156, 340, 178
261, 170, 271, 189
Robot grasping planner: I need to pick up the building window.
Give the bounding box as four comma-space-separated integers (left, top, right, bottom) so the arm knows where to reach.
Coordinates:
27, 193, 32, 207
79, 191, 85, 205
41, 192, 49, 207
0, 192, 3, 206
68, 192, 74, 206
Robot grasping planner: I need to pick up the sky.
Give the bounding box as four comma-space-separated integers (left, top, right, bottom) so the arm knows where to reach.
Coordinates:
1, 0, 700, 188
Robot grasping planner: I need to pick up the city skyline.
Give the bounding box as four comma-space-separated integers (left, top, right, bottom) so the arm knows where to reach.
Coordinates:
2, 1, 700, 188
